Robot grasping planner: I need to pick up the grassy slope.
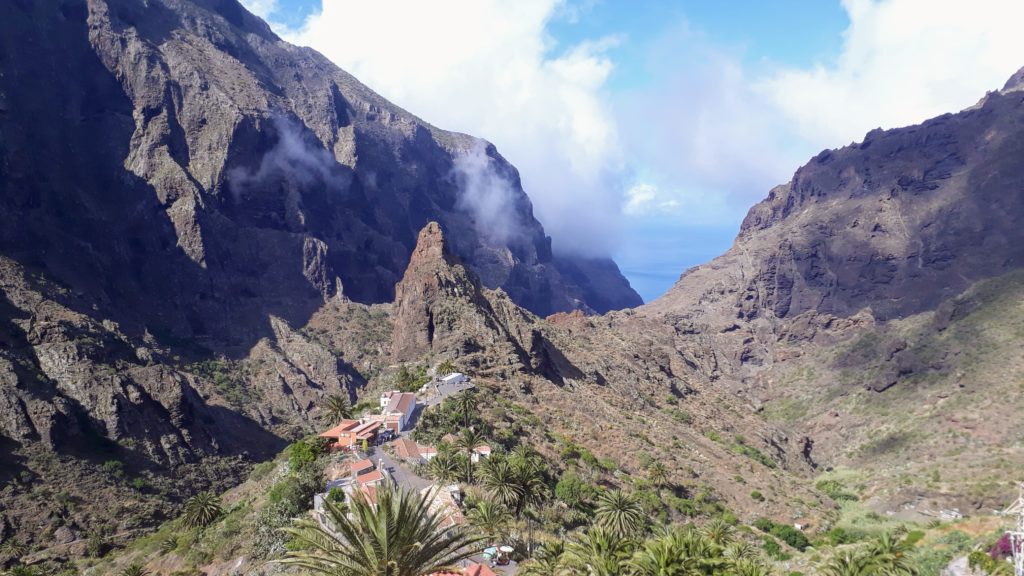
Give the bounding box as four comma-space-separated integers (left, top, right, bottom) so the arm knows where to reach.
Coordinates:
761, 269, 1024, 513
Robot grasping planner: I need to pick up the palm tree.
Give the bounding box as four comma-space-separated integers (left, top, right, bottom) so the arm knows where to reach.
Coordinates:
480, 458, 526, 512
467, 499, 510, 542
323, 394, 351, 423
594, 490, 646, 538
456, 428, 486, 484
181, 492, 222, 528
731, 558, 773, 576
518, 555, 564, 576
452, 390, 478, 428
436, 359, 457, 377
562, 527, 632, 576
820, 551, 875, 576
701, 518, 734, 546
120, 564, 149, 576
647, 462, 669, 489
278, 484, 482, 576
863, 532, 918, 575
427, 451, 461, 484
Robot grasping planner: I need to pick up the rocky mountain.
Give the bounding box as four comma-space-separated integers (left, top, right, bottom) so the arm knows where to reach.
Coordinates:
644, 66, 1024, 512
0, 0, 639, 357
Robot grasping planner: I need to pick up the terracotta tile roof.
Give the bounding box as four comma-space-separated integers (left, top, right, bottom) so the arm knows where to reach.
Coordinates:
418, 444, 438, 456
393, 438, 420, 459
350, 458, 374, 474
473, 445, 492, 455
319, 419, 360, 438
352, 420, 382, 435
356, 469, 385, 485
385, 392, 417, 415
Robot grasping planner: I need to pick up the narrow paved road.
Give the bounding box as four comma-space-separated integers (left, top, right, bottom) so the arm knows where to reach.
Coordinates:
369, 447, 432, 493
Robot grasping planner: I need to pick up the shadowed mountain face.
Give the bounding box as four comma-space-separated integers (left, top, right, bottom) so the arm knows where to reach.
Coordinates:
0, 0, 639, 356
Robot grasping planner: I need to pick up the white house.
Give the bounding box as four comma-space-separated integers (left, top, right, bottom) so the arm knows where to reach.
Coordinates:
440, 372, 468, 386
381, 391, 417, 433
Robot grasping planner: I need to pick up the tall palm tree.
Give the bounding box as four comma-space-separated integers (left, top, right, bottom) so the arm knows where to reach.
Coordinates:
427, 451, 461, 484
518, 555, 564, 576
452, 390, 478, 428
323, 394, 351, 423
467, 500, 510, 542
456, 428, 486, 484
594, 490, 646, 538
436, 359, 457, 377
646, 462, 669, 489
181, 492, 222, 528
480, 458, 526, 511
278, 484, 481, 576
562, 527, 632, 576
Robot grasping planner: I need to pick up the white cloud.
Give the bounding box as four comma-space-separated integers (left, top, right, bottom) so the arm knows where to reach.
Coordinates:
239, 0, 278, 21
283, 0, 625, 257
760, 0, 1024, 148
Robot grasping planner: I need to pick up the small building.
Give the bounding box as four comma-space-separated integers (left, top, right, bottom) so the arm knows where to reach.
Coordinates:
471, 444, 492, 463
440, 372, 468, 386
356, 469, 386, 487
320, 419, 361, 450
393, 438, 439, 462
382, 391, 418, 433
350, 458, 375, 477
393, 438, 422, 460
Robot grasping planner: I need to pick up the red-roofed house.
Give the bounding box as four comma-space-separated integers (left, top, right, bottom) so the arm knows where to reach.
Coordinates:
320, 419, 361, 450
350, 458, 374, 477
356, 469, 385, 487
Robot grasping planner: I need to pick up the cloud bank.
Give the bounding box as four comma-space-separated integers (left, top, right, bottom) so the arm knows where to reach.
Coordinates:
282, 0, 622, 257
243, 0, 1024, 295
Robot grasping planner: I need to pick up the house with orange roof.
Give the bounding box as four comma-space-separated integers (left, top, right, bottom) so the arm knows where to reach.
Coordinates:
356, 469, 386, 487
319, 419, 361, 450
350, 458, 374, 477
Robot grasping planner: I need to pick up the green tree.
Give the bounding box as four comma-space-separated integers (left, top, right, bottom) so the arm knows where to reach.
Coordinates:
467, 499, 510, 542
436, 359, 457, 377
278, 484, 481, 576
453, 390, 478, 429
594, 490, 646, 538
562, 527, 632, 576
427, 451, 461, 484
480, 458, 525, 512
181, 492, 223, 528
456, 428, 486, 484
324, 394, 352, 423
555, 470, 588, 507
647, 462, 669, 489
820, 551, 875, 576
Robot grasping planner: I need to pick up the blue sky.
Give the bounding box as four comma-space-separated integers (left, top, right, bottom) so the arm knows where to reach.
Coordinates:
246, 0, 1024, 303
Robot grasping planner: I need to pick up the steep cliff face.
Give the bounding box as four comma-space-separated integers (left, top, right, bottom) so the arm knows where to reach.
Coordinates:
642, 67, 1024, 511
0, 0, 639, 358
650, 73, 1024, 328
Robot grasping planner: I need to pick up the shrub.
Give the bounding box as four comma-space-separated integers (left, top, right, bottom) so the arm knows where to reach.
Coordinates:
102, 460, 125, 479
555, 470, 587, 507
750, 490, 764, 502
753, 517, 810, 551
815, 479, 859, 502
762, 536, 789, 560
